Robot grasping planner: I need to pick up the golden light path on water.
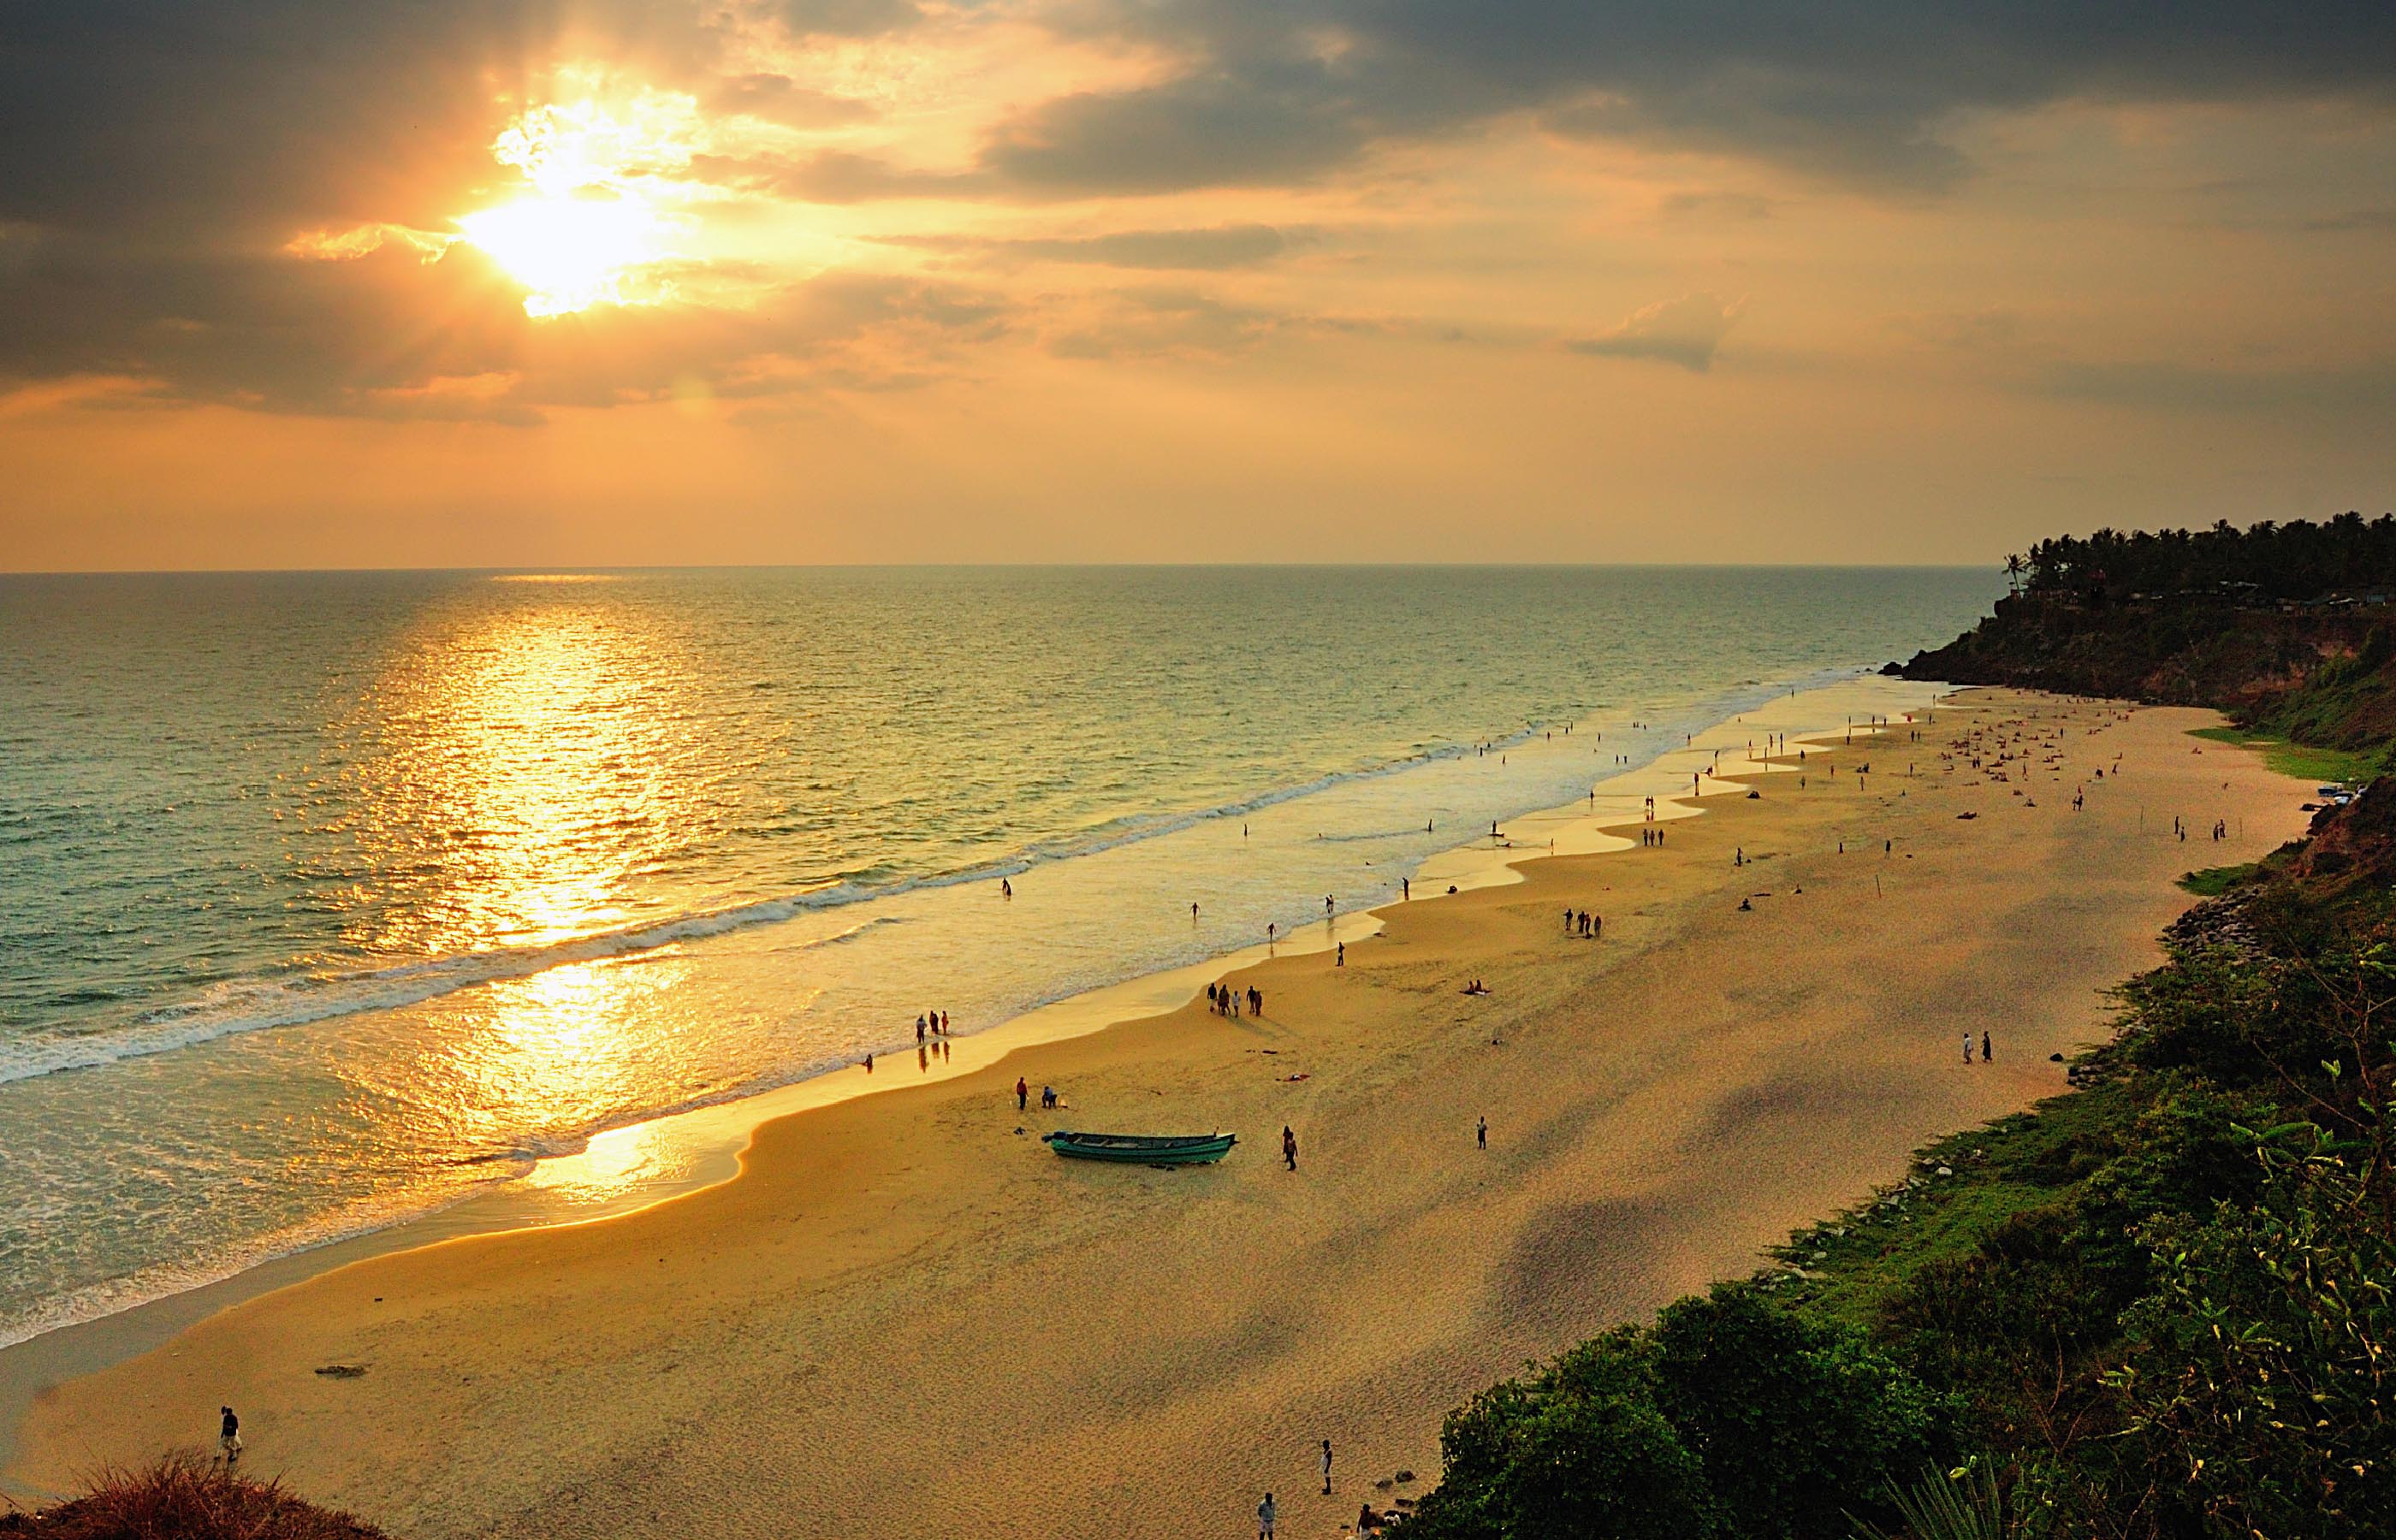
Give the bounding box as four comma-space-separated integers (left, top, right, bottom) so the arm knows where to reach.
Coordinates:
339, 583, 733, 1157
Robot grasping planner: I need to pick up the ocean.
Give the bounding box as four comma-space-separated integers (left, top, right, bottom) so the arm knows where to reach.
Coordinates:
0, 566, 1998, 1347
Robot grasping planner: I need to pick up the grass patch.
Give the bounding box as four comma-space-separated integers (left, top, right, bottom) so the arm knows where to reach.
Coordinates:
2178, 862, 2258, 896
2186, 725, 2381, 785
1767, 1090, 2132, 1331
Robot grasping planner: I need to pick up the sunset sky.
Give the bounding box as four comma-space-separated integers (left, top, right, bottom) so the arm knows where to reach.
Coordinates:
3, 2, 2392, 571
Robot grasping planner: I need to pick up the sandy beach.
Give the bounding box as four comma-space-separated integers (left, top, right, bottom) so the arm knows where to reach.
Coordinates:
3, 687, 2317, 1538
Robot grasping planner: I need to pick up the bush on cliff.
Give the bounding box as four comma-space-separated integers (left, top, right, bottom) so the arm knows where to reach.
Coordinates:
1400, 1291, 1937, 1540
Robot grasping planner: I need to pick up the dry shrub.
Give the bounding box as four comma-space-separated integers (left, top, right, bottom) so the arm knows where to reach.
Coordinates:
0, 1454, 390, 1539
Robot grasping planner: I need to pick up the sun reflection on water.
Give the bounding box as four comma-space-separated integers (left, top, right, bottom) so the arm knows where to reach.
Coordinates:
343, 591, 722, 959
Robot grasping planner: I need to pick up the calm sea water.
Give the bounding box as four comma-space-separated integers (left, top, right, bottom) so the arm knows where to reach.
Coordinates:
0, 566, 1997, 1345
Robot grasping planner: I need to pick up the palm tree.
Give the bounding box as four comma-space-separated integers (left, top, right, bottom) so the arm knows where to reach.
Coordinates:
2002, 554, 2025, 596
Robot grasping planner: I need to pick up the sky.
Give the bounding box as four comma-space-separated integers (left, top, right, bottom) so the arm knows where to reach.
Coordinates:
2, 2, 2393, 571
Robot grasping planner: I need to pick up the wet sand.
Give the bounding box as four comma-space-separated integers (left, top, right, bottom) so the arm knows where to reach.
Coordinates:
4, 689, 2316, 1537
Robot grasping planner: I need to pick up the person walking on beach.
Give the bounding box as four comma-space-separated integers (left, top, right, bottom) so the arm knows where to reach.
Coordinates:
1258, 1492, 1277, 1538
1963, 1033, 1974, 1064
1321, 1440, 1334, 1496
1402, 877, 1410, 900
1283, 1126, 1298, 1170
1001, 878, 1011, 898
1337, 942, 1345, 967
219, 1406, 241, 1466
1983, 1030, 1992, 1063
1017, 1077, 1029, 1111
1477, 1116, 1487, 1150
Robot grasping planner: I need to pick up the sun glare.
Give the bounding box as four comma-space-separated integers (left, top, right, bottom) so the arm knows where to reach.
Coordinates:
459, 94, 696, 318
459, 193, 661, 318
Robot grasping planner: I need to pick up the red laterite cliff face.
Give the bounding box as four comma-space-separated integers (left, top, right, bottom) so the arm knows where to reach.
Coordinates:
1899, 594, 2396, 739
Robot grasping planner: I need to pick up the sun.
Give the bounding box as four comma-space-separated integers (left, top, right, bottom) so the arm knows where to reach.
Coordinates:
459, 192, 660, 318
458, 95, 691, 318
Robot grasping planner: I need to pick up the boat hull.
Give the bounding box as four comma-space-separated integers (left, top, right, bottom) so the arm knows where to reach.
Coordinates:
1042, 1130, 1237, 1164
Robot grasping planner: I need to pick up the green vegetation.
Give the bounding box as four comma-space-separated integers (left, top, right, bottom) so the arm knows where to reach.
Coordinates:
2018, 512, 2396, 604
2186, 726, 2383, 786
2174, 861, 2257, 897
1399, 865, 2396, 1537
0, 1456, 391, 1538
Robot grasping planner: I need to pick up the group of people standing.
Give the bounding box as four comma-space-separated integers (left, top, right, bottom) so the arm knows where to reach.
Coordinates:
1210, 981, 1263, 1017
1563, 907, 1602, 939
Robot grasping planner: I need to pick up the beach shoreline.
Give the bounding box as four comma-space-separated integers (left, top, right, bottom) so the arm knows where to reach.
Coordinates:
6, 682, 2311, 1537
0, 673, 1920, 1414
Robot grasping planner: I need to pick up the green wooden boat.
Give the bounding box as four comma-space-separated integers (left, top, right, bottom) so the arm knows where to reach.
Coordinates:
1042, 1129, 1238, 1164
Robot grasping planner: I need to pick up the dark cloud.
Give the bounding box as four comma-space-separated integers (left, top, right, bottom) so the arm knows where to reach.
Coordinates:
766, 0, 921, 38
689, 151, 995, 204
2302, 207, 2396, 232
0, 222, 1011, 421
983, 70, 1367, 193
2037, 359, 2396, 414
894, 224, 1300, 270
1568, 293, 1744, 372
1658, 192, 1777, 221
987, 1, 2396, 194
0, 0, 965, 407
1044, 287, 1286, 359
705, 73, 878, 127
